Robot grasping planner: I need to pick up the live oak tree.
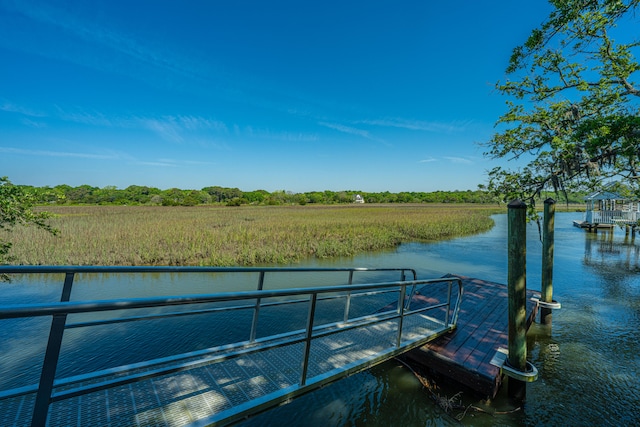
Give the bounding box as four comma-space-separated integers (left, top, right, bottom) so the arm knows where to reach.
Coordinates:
485, 0, 640, 213
0, 177, 57, 268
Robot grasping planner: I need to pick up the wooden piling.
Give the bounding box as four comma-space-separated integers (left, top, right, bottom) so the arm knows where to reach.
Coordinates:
507, 200, 527, 401
541, 198, 555, 327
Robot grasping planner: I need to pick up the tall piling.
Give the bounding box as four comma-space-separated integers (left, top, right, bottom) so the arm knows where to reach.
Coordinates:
507, 200, 527, 401
541, 198, 555, 327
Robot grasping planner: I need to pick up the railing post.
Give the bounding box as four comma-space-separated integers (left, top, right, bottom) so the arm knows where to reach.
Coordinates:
344, 271, 354, 322
404, 269, 418, 309
250, 271, 266, 342
507, 200, 527, 402
31, 272, 75, 427
396, 284, 406, 348
444, 280, 453, 326
541, 198, 555, 327
300, 293, 317, 386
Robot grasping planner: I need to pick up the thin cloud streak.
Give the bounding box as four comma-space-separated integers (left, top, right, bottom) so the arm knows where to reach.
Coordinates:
444, 156, 474, 164
140, 118, 185, 144
135, 161, 178, 167
7, 100, 318, 147
135, 158, 217, 168
0, 100, 47, 117
318, 121, 370, 138
3, 0, 200, 83
358, 118, 473, 133
244, 126, 318, 142
0, 146, 120, 159
21, 118, 47, 128
53, 106, 232, 145
56, 108, 116, 127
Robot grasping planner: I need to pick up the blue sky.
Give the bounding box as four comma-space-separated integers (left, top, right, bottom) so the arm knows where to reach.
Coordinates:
0, 0, 554, 193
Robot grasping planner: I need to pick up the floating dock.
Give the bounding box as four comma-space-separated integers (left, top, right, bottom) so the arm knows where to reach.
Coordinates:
573, 220, 613, 230
403, 275, 540, 398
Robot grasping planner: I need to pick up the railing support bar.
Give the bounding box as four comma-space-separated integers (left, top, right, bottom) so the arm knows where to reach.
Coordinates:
396, 284, 406, 348
445, 280, 453, 326
344, 271, 354, 322
250, 272, 266, 342
31, 272, 74, 427
300, 293, 317, 386
405, 269, 418, 309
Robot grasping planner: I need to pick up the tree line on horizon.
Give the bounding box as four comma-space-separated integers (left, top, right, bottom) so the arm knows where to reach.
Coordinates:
18, 183, 589, 207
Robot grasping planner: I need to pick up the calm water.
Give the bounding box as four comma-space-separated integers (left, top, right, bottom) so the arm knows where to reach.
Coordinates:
1, 212, 639, 426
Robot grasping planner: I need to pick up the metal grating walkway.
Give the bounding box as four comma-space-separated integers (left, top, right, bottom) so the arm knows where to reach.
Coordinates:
2, 313, 447, 427
0, 267, 461, 427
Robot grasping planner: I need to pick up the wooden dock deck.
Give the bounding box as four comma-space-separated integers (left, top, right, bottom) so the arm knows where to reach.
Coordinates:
402, 275, 540, 398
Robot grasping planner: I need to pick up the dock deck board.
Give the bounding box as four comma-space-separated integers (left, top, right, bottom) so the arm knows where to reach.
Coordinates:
403, 275, 540, 398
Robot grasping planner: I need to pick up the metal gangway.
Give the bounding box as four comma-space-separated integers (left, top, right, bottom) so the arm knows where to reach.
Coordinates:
0, 266, 462, 427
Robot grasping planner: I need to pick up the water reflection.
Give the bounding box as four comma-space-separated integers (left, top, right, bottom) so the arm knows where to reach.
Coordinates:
584, 228, 640, 273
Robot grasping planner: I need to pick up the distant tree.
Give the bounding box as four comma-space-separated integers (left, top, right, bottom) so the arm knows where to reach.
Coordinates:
243, 190, 269, 204
28, 185, 65, 204
65, 184, 98, 204
485, 0, 640, 213
0, 177, 57, 269
161, 188, 185, 206
149, 195, 163, 205
202, 186, 244, 203
305, 191, 324, 204
123, 185, 161, 204
225, 197, 244, 206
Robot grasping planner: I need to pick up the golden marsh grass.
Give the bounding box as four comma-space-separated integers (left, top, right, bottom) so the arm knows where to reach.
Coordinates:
3, 204, 500, 266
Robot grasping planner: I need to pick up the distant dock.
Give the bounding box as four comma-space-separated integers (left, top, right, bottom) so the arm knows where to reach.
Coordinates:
573, 220, 613, 230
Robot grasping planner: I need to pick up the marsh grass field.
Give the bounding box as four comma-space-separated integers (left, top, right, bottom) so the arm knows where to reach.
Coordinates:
3, 204, 504, 266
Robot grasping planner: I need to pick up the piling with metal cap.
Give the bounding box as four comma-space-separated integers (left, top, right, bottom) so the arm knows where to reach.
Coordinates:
541, 198, 555, 326
507, 200, 527, 401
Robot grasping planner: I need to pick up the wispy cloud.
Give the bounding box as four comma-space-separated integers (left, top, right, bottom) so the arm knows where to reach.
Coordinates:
138, 115, 231, 144
244, 126, 318, 142
0, 101, 47, 117
55, 107, 116, 127
136, 158, 216, 168
358, 118, 473, 133
0, 146, 120, 159
135, 161, 178, 168
178, 116, 228, 132
444, 156, 474, 164
52, 106, 231, 145
419, 157, 437, 163
21, 118, 47, 128
3, 0, 195, 80
139, 118, 185, 144
318, 121, 373, 139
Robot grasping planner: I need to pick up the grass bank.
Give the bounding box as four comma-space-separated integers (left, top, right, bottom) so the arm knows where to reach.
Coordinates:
4, 204, 500, 266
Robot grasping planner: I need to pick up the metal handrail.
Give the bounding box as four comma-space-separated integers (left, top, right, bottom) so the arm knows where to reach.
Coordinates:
0, 265, 418, 276
0, 266, 459, 427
